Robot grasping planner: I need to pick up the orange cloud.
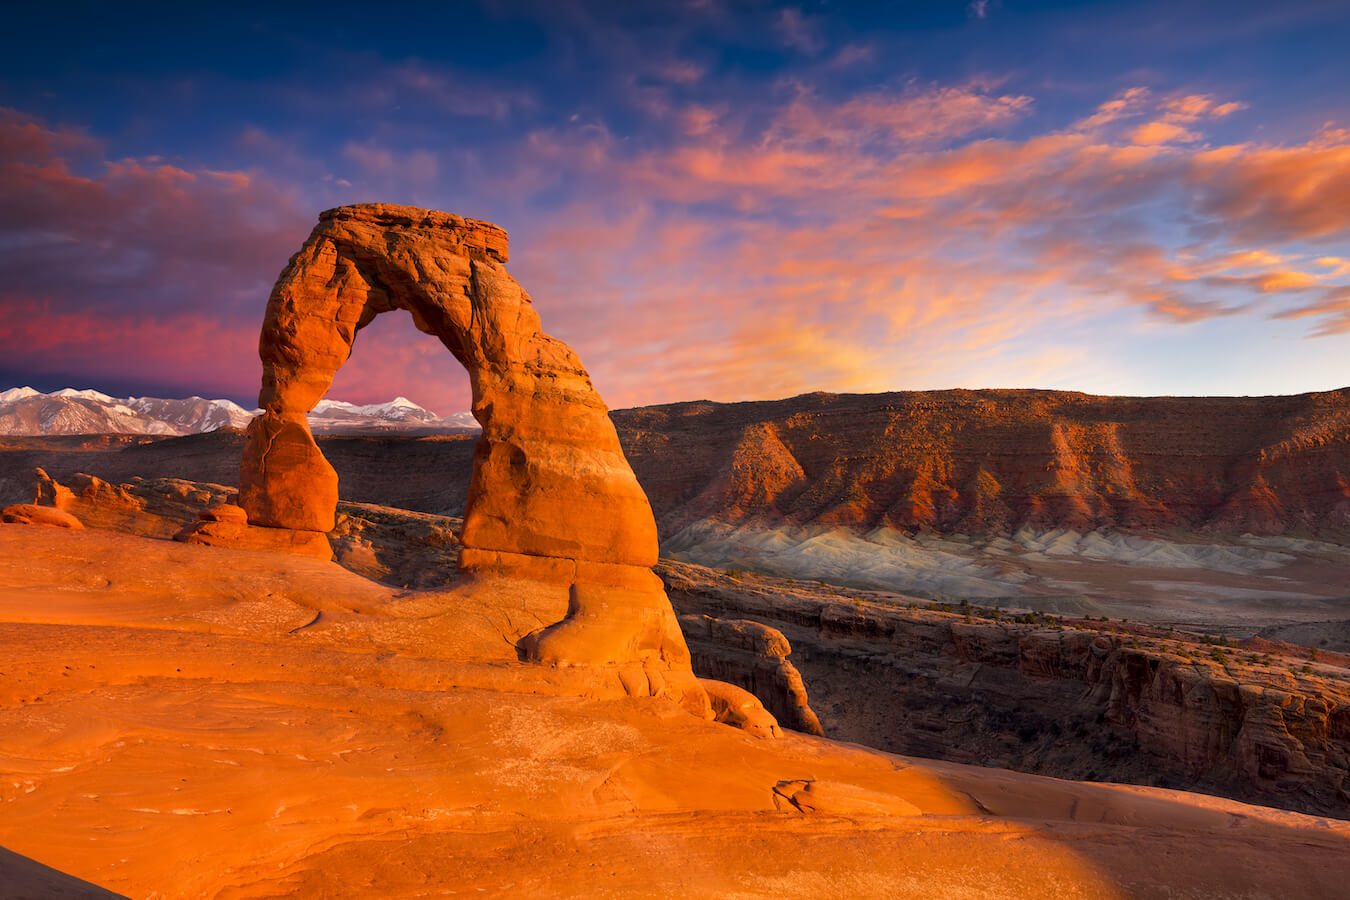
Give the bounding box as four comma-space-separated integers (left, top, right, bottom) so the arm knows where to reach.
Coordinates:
1129, 121, 1201, 145
1073, 87, 1150, 130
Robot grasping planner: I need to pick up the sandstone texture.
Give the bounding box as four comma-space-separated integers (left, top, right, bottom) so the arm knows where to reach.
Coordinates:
680, 613, 824, 735
240, 204, 657, 567
3, 526, 1348, 898
29, 468, 1350, 817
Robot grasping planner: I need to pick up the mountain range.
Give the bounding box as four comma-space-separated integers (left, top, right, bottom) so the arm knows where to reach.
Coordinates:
0, 387, 478, 436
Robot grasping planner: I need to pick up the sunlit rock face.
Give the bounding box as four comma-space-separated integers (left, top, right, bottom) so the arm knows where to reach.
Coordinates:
233, 203, 704, 701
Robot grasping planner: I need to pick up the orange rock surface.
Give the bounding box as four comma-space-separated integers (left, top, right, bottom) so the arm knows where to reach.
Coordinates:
240, 204, 656, 567
1, 526, 1348, 897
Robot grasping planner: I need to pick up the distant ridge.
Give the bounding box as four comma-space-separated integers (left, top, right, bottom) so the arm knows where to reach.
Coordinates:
0, 388, 479, 436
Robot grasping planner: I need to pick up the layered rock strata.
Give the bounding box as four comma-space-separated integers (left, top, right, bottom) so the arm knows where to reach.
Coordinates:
13, 386, 1350, 541
613, 388, 1350, 537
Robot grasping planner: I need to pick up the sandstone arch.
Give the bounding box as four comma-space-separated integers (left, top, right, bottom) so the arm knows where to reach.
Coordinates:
237, 204, 697, 691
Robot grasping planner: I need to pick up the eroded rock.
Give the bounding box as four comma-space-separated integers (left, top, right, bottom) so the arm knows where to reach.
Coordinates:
1, 503, 83, 529
701, 678, 782, 738
228, 203, 710, 711
680, 613, 823, 735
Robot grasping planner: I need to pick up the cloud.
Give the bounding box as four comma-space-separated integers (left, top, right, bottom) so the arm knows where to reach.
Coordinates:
0, 107, 314, 401
774, 8, 824, 55
341, 142, 439, 184
504, 83, 1350, 409
1130, 120, 1202, 145
1161, 94, 1247, 121
4, 74, 1348, 413
654, 59, 706, 85
1185, 138, 1350, 243
773, 83, 1034, 148
0, 111, 467, 408
338, 60, 536, 121
1073, 87, 1151, 131
1269, 286, 1350, 337
829, 44, 874, 68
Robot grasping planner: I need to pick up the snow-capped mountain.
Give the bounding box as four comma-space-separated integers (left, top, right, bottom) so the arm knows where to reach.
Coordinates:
0, 388, 479, 436
308, 396, 478, 434
0, 388, 256, 436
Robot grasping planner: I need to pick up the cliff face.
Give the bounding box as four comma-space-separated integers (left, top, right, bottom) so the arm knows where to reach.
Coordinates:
613, 388, 1350, 538
660, 561, 1350, 818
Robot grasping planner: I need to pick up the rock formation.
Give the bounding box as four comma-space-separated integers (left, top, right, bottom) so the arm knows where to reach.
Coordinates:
0, 503, 83, 528
16, 387, 1350, 542
680, 613, 824, 735
6, 523, 1349, 897
224, 204, 710, 710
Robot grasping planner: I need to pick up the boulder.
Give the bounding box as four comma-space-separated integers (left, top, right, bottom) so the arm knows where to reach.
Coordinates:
1, 504, 83, 529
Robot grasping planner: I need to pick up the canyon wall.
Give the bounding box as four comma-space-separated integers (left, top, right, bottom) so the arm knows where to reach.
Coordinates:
615, 388, 1350, 538
660, 560, 1350, 818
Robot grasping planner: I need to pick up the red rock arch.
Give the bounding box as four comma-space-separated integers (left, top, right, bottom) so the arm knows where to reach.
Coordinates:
238, 204, 695, 683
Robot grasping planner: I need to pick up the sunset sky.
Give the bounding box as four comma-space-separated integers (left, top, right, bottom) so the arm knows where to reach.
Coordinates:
2, 1, 1348, 414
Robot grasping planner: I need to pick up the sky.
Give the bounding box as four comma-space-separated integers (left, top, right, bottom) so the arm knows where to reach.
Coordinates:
1, 0, 1348, 414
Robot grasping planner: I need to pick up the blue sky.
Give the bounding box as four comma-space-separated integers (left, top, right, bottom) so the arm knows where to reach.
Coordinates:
2, 0, 1347, 412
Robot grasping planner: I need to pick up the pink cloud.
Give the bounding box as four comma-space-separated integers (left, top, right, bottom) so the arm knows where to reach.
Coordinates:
774, 8, 824, 55
4, 78, 1348, 415
1073, 87, 1150, 130
0, 107, 313, 400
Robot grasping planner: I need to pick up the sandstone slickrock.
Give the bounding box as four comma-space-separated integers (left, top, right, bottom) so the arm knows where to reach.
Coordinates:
5, 526, 1350, 897
699, 677, 783, 738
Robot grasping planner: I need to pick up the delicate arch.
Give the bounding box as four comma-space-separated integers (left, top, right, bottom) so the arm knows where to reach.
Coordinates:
237, 204, 695, 688
239, 204, 657, 570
